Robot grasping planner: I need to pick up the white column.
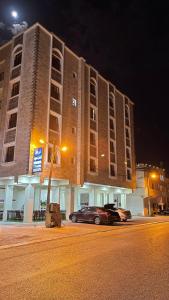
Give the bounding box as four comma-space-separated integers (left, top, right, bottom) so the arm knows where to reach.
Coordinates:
34, 187, 41, 210
24, 184, 34, 223
66, 186, 74, 220
3, 185, 14, 221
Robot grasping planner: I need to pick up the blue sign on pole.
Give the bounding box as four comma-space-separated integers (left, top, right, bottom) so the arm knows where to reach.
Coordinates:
32, 147, 43, 173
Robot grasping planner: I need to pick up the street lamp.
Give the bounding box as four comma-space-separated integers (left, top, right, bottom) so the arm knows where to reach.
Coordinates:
39, 139, 68, 226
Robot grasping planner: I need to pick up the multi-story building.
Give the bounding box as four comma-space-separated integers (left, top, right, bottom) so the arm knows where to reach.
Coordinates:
0, 23, 135, 222
127, 163, 169, 216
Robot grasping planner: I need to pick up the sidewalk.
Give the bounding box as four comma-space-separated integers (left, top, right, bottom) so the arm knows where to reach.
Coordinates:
0, 220, 110, 249
1, 216, 169, 250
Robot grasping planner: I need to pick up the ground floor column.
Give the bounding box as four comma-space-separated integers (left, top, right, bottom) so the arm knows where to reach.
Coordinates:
3, 185, 13, 221
66, 185, 75, 220
24, 184, 34, 223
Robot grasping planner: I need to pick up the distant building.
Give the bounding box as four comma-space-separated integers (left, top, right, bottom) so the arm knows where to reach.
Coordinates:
126, 164, 169, 216
0, 23, 135, 222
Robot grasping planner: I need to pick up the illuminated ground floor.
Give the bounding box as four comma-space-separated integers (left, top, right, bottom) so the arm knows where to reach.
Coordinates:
0, 175, 132, 222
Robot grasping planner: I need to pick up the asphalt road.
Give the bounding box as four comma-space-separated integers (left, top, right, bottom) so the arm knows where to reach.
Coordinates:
1, 219, 169, 300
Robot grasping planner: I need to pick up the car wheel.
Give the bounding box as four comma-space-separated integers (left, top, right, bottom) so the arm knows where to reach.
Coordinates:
71, 215, 77, 223
94, 216, 101, 225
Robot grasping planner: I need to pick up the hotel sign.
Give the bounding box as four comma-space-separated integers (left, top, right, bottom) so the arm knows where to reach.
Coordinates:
32, 147, 43, 173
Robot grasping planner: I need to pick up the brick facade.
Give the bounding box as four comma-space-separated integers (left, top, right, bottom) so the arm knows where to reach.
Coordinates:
0, 23, 136, 191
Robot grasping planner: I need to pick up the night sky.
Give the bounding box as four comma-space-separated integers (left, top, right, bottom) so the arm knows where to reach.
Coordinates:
1, 0, 169, 174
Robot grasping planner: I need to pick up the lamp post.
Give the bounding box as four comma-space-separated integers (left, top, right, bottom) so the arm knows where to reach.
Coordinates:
39, 140, 68, 225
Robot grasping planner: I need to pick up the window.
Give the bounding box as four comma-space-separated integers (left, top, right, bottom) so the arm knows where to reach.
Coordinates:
72, 127, 76, 135
71, 157, 76, 165
5, 146, 15, 162
125, 104, 130, 126
14, 52, 22, 67
49, 114, 59, 132
90, 107, 96, 121
90, 78, 96, 96
126, 148, 130, 159
0, 72, 4, 81
110, 141, 115, 153
73, 72, 77, 78
72, 98, 77, 107
8, 113, 17, 129
127, 169, 131, 180
90, 132, 96, 146
52, 51, 62, 72
48, 145, 60, 164
11, 82, 20, 97
90, 158, 96, 172
109, 93, 115, 117
110, 141, 115, 163
110, 164, 115, 177
51, 84, 60, 100
110, 118, 115, 131
0, 87, 3, 109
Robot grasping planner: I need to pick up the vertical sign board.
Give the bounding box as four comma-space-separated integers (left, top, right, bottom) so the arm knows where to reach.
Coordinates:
32, 148, 43, 173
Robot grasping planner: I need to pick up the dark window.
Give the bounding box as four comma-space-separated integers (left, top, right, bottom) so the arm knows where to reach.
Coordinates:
90, 79, 96, 96
8, 113, 17, 129
52, 55, 61, 72
126, 128, 129, 138
127, 169, 131, 180
5, 146, 15, 162
110, 164, 115, 177
109, 94, 115, 115
14, 52, 22, 67
90, 158, 96, 172
51, 84, 60, 100
110, 119, 114, 131
0, 72, 4, 81
90, 132, 96, 146
49, 114, 59, 132
126, 148, 130, 159
72, 127, 76, 134
110, 141, 115, 153
11, 82, 20, 97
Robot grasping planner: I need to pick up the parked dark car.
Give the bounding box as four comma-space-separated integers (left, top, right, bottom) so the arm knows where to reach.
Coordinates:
104, 204, 132, 222
69, 206, 119, 225
157, 209, 169, 216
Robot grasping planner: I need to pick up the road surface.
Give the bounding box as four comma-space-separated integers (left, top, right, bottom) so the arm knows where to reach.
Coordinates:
0, 218, 169, 299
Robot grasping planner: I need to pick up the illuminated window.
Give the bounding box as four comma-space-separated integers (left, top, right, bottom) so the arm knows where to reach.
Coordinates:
48, 145, 60, 165
72, 98, 77, 107
90, 107, 96, 121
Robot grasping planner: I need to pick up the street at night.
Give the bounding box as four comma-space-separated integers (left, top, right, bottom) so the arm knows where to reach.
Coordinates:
1, 217, 169, 299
